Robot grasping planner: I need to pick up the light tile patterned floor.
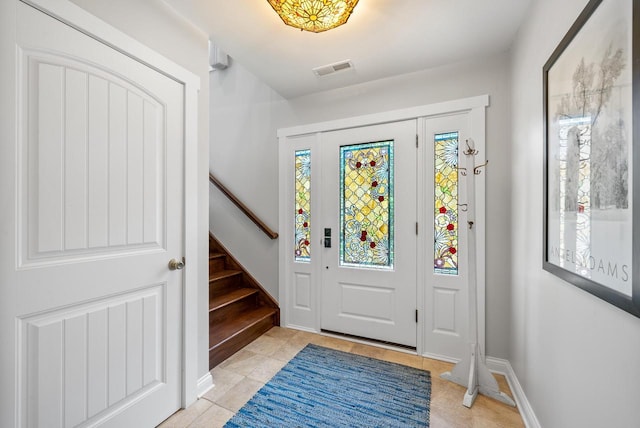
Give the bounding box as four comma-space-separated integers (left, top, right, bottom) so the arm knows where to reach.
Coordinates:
158, 327, 524, 428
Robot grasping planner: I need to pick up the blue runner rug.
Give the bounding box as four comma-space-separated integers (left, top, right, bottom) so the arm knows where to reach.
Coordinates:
225, 343, 431, 428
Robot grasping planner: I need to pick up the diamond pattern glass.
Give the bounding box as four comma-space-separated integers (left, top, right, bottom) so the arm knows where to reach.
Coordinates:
295, 150, 311, 262
340, 141, 394, 268
434, 132, 459, 275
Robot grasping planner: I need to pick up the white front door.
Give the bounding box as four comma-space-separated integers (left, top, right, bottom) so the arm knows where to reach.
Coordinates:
279, 97, 488, 360
2, 3, 185, 426
320, 121, 418, 347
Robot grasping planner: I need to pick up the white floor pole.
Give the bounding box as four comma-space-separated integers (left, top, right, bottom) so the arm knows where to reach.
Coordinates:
440, 139, 515, 408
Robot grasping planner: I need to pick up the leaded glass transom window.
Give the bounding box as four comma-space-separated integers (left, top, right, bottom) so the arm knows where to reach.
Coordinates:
295, 150, 311, 262
340, 141, 394, 269
434, 132, 459, 275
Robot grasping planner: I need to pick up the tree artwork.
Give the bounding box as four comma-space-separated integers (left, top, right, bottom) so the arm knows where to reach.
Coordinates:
543, 0, 638, 314
554, 44, 627, 212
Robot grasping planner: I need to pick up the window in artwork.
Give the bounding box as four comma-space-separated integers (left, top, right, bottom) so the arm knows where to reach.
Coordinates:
340, 141, 394, 269
434, 132, 459, 275
295, 149, 311, 262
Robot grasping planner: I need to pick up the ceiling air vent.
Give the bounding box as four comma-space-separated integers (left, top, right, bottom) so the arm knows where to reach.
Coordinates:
312, 60, 354, 77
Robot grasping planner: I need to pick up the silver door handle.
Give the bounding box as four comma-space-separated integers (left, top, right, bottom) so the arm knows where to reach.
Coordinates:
168, 258, 185, 270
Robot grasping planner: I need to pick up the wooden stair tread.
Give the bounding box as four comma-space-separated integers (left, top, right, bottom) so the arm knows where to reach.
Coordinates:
210, 288, 258, 312
209, 306, 277, 347
209, 233, 280, 369
209, 269, 242, 282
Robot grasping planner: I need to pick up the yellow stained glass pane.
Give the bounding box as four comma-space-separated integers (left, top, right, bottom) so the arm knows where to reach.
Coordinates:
434, 132, 459, 275
340, 141, 393, 268
295, 150, 311, 262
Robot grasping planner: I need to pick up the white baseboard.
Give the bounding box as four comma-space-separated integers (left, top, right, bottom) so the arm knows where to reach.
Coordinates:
485, 355, 510, 374
421, 351, 459, 364
283, 323, 318, 334
486, 356, 541, 428
196, 372, 214, 398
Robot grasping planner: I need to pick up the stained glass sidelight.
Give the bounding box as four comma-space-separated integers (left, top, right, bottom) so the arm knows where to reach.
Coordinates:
434, 132, 459, 275
295, 150, 311, 262
340, 141, 394, 268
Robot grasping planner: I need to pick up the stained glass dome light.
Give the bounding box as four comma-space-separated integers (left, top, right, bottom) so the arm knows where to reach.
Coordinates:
267, 0, 360, 33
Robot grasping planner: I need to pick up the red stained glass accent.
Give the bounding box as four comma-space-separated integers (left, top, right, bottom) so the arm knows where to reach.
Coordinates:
434, 132, 459, 275
340, 141, 393, 268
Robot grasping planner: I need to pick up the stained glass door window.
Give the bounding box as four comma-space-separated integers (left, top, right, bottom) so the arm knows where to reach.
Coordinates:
295, 150, 311, 262
434, 132, 459, 275
340, 141, 394, 268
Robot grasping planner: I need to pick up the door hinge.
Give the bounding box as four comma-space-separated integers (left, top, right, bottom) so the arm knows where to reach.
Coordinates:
415, 222, 418, 235
415, 309, 418, 323
416, 134, 419, 148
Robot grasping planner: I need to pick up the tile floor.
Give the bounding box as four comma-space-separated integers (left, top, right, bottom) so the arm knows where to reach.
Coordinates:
158, 327, 525, 428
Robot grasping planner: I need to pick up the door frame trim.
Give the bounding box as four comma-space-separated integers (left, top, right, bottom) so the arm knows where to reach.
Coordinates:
19, 0, 202, 408
278, 95, 488, 358
277, 95, 488, 138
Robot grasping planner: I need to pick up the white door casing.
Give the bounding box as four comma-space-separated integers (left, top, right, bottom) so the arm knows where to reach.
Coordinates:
278, 96, 488, 360
0, 1, 201, 427
320, 121, 418, 347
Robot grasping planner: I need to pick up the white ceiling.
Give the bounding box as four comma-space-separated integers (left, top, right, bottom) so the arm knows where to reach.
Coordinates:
163, 0, 532, 99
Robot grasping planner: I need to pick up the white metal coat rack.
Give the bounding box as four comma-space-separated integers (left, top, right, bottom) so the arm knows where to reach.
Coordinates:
440, 138, 516, 408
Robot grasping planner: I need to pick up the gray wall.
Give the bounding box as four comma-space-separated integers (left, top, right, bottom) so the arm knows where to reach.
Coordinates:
210, 52, 513, 359
69, 0, 212, 379
209, 61, 291, 302
60, 2, 640, 423
509, 0, 640, 426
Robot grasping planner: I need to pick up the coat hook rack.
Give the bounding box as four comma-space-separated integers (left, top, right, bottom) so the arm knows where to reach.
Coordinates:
463, 139, 489, 176
441, 137, 515, 409
474, 160, 489, 175
464, 138, 478, 156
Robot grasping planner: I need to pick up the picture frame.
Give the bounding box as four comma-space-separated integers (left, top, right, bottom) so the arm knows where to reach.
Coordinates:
543, 0, 640, 317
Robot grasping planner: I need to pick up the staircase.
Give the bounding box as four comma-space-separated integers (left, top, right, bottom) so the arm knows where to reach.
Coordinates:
209, 233, 279, 369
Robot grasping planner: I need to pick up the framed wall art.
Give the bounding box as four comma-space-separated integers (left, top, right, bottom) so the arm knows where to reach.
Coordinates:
543, 0, 640, 317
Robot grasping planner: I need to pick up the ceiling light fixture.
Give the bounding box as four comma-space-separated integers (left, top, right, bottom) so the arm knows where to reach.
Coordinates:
267, 0, 360, 33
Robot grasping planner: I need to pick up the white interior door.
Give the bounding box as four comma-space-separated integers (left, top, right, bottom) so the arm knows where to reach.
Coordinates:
421, 113, 471, 359
5, 3, 185, 426
320, 121, 418, 347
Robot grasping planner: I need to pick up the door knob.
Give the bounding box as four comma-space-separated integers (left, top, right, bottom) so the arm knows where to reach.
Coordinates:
168, 258, 185, 270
